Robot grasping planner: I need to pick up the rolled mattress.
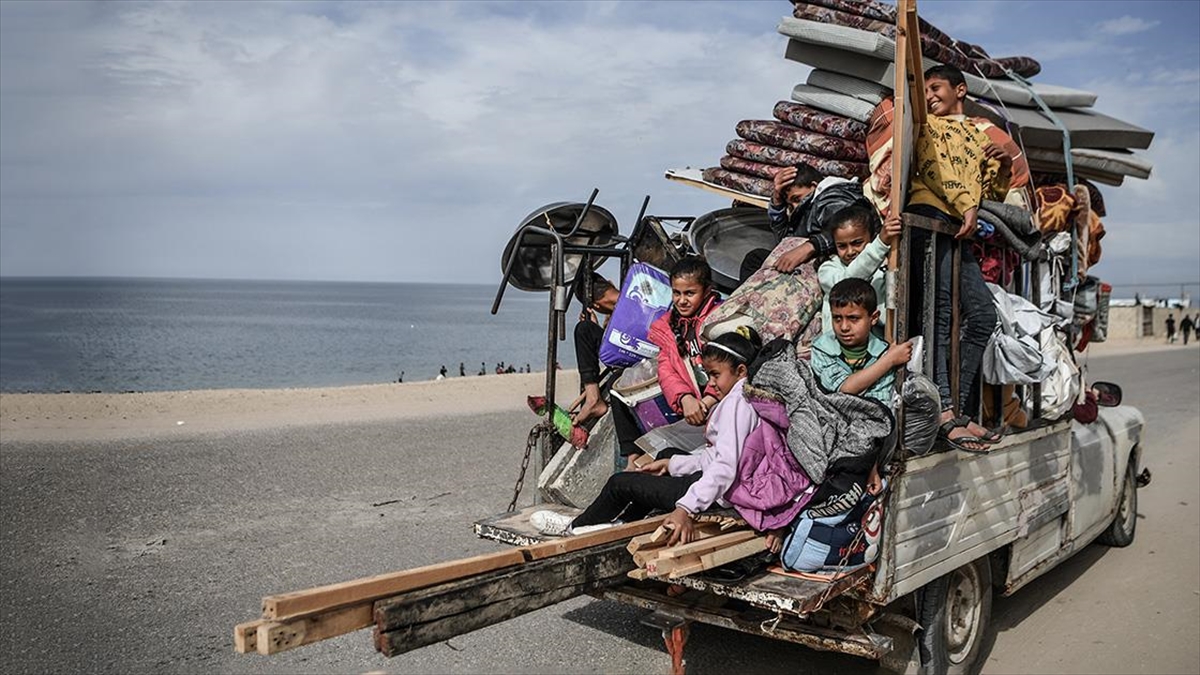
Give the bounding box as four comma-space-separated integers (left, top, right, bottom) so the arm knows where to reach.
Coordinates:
779, 18, 1099, 109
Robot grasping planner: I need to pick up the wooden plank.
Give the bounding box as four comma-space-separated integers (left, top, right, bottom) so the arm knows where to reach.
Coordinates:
521, 516, 666, 560
233, 620, 265, 654
629, 521, 723, 556
261, 548, 528, 619
373, 543, 632, 656
699, 537, 769, 569
627, 568, 650, 581
255, 603, 374, 655
668, 537, 768, 580
658, 529, 757, 560
376, 578, 611, 658
647, 553, 700, 578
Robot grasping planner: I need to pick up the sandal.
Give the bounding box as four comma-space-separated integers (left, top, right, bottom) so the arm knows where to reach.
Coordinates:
938, 416, 991, 454
974, 426, 1004, 444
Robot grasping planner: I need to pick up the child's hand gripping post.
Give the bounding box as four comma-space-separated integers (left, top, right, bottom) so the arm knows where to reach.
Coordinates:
885, 339, 916, 369
880, 213, 904, 248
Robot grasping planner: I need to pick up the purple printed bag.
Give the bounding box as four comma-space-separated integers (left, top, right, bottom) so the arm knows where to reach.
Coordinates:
599, 263, 672, 368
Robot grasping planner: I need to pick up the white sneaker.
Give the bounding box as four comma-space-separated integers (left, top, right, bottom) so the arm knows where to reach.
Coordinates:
570, 523, 617, 536
531, 510, 575, 537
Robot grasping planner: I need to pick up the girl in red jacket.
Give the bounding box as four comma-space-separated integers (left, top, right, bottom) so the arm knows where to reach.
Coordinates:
647, 257, 723, 426
605, 257, 724, 468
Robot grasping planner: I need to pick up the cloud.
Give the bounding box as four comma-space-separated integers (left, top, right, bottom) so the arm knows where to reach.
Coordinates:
0, 1, 801, 282
0, 0, 1195, 289
1096, 15, 1160, 36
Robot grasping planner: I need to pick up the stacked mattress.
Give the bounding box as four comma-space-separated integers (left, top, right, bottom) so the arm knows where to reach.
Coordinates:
700, 0, 1154, 199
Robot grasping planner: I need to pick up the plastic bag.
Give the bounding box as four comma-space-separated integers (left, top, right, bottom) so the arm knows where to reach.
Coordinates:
599, 263, 672, 368
901, 374, 939, 456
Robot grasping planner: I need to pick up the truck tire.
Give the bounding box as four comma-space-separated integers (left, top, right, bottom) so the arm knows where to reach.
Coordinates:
1098, 457, 1138, 547
916, 558, 993, 675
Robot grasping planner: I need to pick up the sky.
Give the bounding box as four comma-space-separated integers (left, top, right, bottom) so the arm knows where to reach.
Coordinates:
1, 0, 1197, 294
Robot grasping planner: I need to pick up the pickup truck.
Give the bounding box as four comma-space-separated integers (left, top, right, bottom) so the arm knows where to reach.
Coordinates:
479, 201, 1151, 675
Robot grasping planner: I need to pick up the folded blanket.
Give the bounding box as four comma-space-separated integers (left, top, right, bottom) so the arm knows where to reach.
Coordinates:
748, 339, 894, 484
702, 167, 774, 199
724, 142, 867, 179
703, 238, 824, 349
773, 101, 867, 142
737, 119, 868, 163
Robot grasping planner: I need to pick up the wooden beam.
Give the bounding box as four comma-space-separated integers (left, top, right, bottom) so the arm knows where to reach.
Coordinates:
261, 548, 528, 619
373, 542, 632, 657
657, 530, 757, 560
666, 537, 768, 580
233, 620, 266, 654
520, 515, 666, 560
256, 604, 374, 655
699, 537, 769, 569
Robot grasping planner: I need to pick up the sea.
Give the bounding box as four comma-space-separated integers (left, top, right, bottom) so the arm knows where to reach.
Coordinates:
0, 277, 575, 393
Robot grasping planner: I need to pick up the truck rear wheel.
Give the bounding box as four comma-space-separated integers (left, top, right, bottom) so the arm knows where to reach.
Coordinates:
917, 558, 993, 675
1098, 458, 1138, 547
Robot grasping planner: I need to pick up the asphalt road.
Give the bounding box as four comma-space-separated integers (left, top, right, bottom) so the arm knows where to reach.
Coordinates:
1, 347, 1197, 674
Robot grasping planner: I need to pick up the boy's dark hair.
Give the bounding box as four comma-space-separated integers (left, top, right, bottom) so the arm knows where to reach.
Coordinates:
924, 64, 966, 89
791, 163, 823, 189
670, 256, 712, 288
702, 326, 763, 366
829, 277, 877, 314
828, 202, 880, 237
573, 272, 616, 307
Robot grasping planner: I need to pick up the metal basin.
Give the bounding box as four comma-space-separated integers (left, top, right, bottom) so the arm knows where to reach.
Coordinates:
687, 207, 776, 293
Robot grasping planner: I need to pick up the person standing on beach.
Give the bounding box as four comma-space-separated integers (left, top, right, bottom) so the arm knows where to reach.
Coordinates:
459, 362, 466, 377
1166, 313, 1176, 344
478, 363, 486, 376
397, 371, 404, 383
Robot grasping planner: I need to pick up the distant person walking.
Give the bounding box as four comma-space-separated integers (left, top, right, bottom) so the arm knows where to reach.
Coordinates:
1181, 314, 1195, 345
397, 371, 405, 383
437, 365, 447, 381
480, 362, 486, 376
1166, 313, 1177, 344
459, 362, 466, 377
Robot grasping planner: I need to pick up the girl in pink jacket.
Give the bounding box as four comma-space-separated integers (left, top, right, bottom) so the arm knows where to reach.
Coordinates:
532, 328, 763, 546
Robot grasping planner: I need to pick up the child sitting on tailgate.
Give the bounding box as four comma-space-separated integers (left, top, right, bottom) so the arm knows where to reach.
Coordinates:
811, 278, 913, 493
531, 329, 763, 546
817, 203, 901, 335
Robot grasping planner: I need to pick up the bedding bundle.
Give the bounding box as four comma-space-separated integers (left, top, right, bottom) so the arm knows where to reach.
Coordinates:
699, 0, 1155, 200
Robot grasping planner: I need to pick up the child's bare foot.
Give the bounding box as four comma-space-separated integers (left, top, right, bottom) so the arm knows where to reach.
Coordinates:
573, 384, 609, 425
575, 396, 609, 425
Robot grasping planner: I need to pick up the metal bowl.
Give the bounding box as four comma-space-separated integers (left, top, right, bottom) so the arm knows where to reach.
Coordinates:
686, 207, 776, 293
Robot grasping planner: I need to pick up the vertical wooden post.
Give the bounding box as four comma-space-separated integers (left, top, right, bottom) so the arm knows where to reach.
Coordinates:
885, 0, 912, 346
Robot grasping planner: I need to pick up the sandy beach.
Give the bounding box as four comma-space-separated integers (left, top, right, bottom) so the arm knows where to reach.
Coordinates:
1, 337, 1190, 444
0, 370, 581, 443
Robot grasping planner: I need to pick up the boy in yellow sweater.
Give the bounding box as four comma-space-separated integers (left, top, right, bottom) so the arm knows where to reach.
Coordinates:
907, 64, 1012, 452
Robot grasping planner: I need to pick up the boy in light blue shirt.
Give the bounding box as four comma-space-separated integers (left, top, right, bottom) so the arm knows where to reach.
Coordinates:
811, 278, 912, 404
